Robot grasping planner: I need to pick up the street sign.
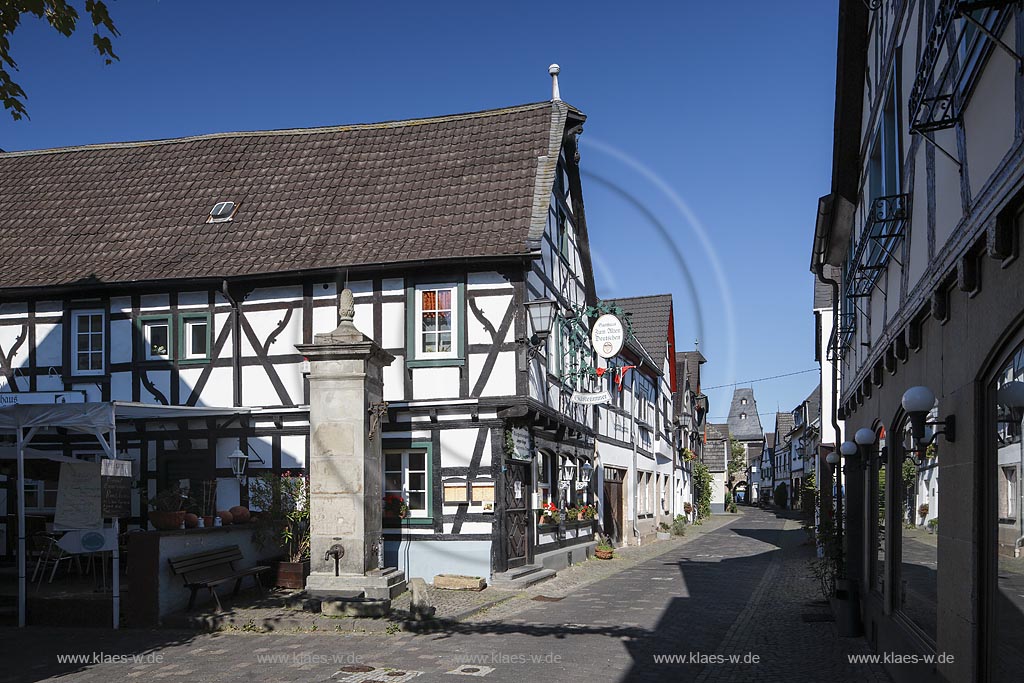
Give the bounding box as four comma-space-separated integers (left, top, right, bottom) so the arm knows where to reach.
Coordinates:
570, 390, 611, 405
591, 314, 625, 359
0, 391, 86, 407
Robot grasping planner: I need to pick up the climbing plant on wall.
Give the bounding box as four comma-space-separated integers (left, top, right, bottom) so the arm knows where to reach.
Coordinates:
693, 461, 712, 522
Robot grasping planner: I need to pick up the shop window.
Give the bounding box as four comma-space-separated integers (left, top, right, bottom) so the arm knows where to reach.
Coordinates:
71, 309, 105, 376
24, 479, 58, 512
871, 429, 888, 595
897, 419, 938, 643
992, 339, 1024, 680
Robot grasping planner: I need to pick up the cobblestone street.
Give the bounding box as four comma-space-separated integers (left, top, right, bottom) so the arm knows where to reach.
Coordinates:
1, 508, 890, 683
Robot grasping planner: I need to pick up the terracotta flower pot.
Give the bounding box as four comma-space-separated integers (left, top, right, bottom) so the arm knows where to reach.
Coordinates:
229, 506, 251, 524
595, 549, 614, 560
183, 513, 199, 529
149, 510, 185, 531
216, 510, 234, 525
275, 560, 310, 589
202, 515, 214, 528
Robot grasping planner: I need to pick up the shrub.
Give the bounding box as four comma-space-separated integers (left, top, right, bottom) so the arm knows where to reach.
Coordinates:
693, 463, 713, 522
671, 514, 688, 536
774, 483, 788, 508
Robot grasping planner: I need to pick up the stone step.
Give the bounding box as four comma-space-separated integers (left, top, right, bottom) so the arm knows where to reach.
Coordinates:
501, 563, 545, 581
490, 566, 556, 590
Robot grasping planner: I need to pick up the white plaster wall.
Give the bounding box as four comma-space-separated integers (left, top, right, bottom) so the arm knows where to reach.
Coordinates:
964, 24, 1017, 194
413, 367, 459, 400
280, 434, 306, 469
110, 319, 133, 364
439, 429, 479, 469
469, 351, 515, 397
200, 367, 234, 407
380, 301, 404, 349
467, 295, 512, 346
933, 126, 963, 248
385, 539, 491, 582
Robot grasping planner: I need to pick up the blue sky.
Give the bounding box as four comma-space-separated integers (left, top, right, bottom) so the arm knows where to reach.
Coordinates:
1, 1, 838, 423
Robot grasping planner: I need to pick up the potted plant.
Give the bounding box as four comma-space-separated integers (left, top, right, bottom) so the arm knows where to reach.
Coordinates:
565, 504, 581, 522
927, 518, 938, 535
383, 494, 409, 520
147, 486, 189, 530
250, 470, 311, 589
578, 503, 597, 521
657, 522, 671, 541
539, 501, 560, 525
683, 501, 693, 518
682, 447, 697, 462
918, 503, 929, 525
595, 537, 614, 559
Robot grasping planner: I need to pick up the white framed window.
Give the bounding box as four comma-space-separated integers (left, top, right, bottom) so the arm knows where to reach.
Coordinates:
384, 449, 429, 518
414, 284, 457, 359
143, 319, 171, 360
24, 479, 58, 512
182, 315, 211, 360
71, 309, 105, 375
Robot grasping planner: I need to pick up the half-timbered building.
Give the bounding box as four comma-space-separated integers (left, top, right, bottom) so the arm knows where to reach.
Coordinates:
0, 97, 610, 582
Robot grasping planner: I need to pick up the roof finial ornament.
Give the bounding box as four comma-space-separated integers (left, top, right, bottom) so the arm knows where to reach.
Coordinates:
339, 288, 355, 324
549, 64, 561, 101
694, 338, 700, 351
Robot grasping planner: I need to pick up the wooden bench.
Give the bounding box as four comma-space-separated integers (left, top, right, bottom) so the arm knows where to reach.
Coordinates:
168, 545, 270, 611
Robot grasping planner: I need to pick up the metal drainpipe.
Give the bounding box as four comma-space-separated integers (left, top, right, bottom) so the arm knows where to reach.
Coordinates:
814, 261, 844, 573
221, 281, 242, 407
631, 386, 640, 544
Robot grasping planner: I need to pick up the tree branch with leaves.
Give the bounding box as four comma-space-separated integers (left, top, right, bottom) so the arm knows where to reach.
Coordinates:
1, 1, 119, 120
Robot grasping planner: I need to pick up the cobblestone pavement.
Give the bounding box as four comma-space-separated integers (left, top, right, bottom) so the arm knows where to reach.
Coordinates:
0, 508, 890, 683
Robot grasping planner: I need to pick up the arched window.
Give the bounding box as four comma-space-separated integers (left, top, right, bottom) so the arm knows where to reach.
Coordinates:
989, 337, 1024, 679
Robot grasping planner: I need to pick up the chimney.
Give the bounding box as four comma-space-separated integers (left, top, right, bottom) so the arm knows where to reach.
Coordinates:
549, 64, 561, 101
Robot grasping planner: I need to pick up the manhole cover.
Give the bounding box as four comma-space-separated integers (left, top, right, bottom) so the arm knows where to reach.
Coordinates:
531, 595, 564, 602
801, 613, 834, 623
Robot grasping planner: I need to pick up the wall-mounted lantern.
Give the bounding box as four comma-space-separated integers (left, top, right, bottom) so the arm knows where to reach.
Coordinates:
579, 461, 594, 484
558, 459, 576, 487
901, 385, 955, 446
229, 447, 248, 482
519, 298, 558, 359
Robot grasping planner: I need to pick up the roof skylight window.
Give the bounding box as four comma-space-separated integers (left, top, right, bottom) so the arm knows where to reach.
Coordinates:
207, 201, 237, 223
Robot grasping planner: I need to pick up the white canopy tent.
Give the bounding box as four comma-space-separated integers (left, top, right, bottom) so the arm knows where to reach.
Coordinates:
0, 401, 249, 628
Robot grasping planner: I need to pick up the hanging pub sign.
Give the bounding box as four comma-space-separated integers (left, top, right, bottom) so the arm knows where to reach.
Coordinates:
510, 426, 534, 461
570, 390, 611, 405
591, 314, 625, 359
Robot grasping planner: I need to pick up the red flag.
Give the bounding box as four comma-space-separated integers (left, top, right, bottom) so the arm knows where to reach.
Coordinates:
616, 365, 637, 389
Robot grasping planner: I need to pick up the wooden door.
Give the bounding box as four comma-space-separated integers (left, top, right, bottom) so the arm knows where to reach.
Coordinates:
502, 461, 530, 569
603, 479, 623, 544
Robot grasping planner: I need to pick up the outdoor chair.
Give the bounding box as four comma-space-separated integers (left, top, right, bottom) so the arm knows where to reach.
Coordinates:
31, 534, 82, 585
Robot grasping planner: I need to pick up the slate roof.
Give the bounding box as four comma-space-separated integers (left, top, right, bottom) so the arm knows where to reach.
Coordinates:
775, 412, 796, 439
0, 101, 582, 291
813, 265, 841, 309
727, 388, 763, 441
676, 350, 705, 391
764, 432, 776, 449
705, 423, 730, 442
804, 384, 822, 426
608, 294, 673, 369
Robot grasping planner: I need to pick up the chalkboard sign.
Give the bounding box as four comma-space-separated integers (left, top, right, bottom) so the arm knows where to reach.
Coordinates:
100, 459, 132, 518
